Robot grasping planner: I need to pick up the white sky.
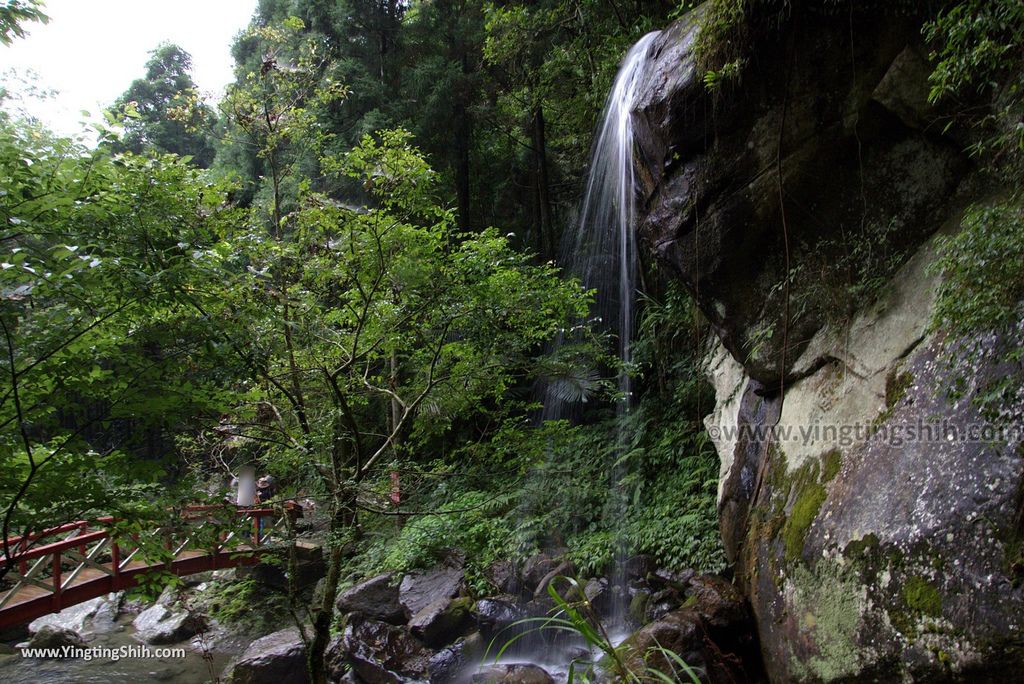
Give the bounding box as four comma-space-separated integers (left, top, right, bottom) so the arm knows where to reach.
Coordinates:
1, 0, 257, 136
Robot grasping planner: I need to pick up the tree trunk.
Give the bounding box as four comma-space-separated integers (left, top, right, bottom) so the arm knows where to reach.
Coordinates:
453, 99, 472, 232
531, 105, 555, 259
307, 489, 357, 683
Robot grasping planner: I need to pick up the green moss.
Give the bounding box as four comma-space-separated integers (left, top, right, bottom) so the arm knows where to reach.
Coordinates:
821, 449, 843, 482
843, 533, 879, 561
783, 481, 827, 563
885, 369, 913, 410
789, 560, 865, 680
903, 575, 942, 617
199, 578, 290, 635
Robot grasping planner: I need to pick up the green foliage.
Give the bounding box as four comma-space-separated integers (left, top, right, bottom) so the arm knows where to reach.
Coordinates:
377, 490, 518, 595
931, 199, 1024, 338
112, 43, 217, 166
928, 198, 1024, 422
925, 0, 1024, 158
0, 118, 241, 552
199, 578, 291, 634
0, 0, 46, 46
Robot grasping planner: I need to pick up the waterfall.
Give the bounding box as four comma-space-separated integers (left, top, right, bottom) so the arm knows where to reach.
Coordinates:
542, 32, 659, 422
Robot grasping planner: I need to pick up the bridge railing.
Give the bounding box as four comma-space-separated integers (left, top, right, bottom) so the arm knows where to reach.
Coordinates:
0, 504, 289, 617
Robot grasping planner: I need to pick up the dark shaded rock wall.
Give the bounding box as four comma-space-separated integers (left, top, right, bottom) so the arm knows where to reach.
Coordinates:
634, 5, 1024, 682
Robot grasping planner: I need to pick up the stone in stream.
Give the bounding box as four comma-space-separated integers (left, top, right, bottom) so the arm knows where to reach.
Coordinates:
398, 564, 464, 619
28, 592, 122, 636
486, 560, 519, 595
471, 663, 555, 684
329, 615, 432, 683
223, 627, 308, 684
427, 632, 485, 684
408, 596, 472, 647
472, 596, 525, 639
132, 603, 208, 645
520, 552, 560, 592
336, 572, 405, 624
23, 625, 88, 651
620, 574, 761, 682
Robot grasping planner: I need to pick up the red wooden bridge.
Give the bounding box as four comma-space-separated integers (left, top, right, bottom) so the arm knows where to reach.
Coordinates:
0, 504, 291, 630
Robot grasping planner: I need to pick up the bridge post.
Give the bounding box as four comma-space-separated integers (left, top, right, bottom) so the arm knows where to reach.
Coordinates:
51, 551, 61, 611
78, 522, 87, 556
111, 540, 120, 580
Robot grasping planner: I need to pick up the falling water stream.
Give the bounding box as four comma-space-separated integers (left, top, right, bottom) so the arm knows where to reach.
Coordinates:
517, 30, 662, 682
542, 31, 660, 425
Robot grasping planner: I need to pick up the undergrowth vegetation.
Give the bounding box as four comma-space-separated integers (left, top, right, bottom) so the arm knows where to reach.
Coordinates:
342, 284, 724, 593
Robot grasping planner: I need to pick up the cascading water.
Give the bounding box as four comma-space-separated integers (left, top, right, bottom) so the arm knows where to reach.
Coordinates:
537, 30, 661, 638
541, 31, 660, 423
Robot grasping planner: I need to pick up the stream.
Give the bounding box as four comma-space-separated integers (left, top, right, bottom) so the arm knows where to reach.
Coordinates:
0, 612, 242, 684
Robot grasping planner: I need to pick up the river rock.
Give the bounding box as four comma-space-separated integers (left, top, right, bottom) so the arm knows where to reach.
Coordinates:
520, 553, 559, 592
24, 625, 88, 651
398, 564, 464, 618
620, 574, 759, 682
336, 572, 404, 624
29, 594, 114, 635
427, 633, 484, 684
224, 627, 307, 684
133, 603, 208, 645
471, 663, 554, 684
408, 596, 472, 647
332, 615, 432, 683
473, 596, 525, 639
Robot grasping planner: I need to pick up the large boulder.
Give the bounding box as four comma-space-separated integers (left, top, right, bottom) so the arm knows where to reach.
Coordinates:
132, 603, 208, 645
330, 616, 432, 683
336, 572, 405, 624
224, 627, 308, 684
29, 592, 121, 635
427, 633, 484, 684
398, 564, 464, 618
473, 596, 526, 640
408, 596, 472, 647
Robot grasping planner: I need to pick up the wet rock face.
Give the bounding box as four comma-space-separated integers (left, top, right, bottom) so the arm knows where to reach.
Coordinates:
633, 7, 968, 386
621, 574, 762, 683
398, 564, 464, 619
471, 663, 554, 684
336, 572, 405, 625
639, 6, 1024, 683
332, 616, 432, 684
224, 627, 308, 684
408, 596, 472, 648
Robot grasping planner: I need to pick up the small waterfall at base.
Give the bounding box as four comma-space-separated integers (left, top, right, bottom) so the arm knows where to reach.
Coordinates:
538, 30, 660, 637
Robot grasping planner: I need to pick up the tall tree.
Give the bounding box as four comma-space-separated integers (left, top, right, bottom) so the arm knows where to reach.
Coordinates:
113, 43, 217, 167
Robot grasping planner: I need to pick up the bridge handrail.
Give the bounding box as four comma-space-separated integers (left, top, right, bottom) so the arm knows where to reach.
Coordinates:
3, 505, 281, 563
